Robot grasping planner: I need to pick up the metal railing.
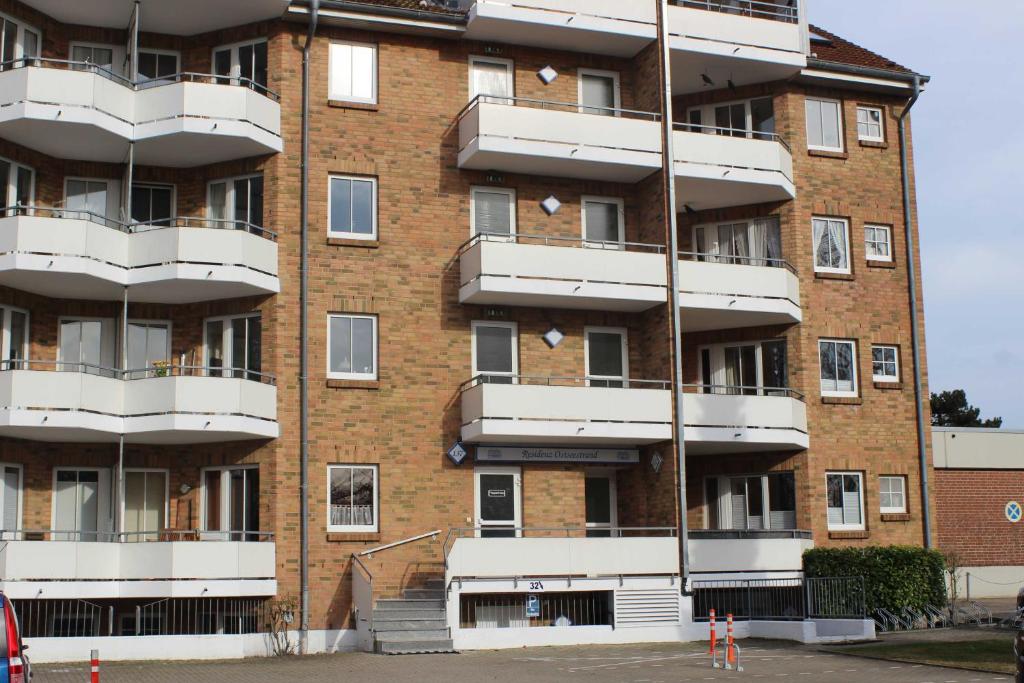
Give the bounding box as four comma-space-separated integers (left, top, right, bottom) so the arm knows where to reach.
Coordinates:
0, 205, 277, 240
457, 231, 666, 256
0, 529, 274, 543
674, 121, 792, 152
672, 0, 799, 24
682, 383, 805, 401
679, 250, 798, 274
459, 374, 671, 392
460, 590, 612, 629
457, 93, 661, 123
443, 526, 678, 566
692, 576, 866, 621
0, 358, 276, 385
806, 576, 866, 619
688, 529, 812, 540
136, 597, 270, 636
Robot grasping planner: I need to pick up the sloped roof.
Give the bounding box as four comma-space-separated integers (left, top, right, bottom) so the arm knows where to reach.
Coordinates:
808, 24, 914, 75
326, 0, 463, 16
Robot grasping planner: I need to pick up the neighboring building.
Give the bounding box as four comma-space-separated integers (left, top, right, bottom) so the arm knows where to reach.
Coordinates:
0, 0, 930, 661
934, 428, 1024, 599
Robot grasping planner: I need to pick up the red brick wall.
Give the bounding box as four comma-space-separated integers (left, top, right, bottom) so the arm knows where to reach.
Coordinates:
935, 469, 1024, 566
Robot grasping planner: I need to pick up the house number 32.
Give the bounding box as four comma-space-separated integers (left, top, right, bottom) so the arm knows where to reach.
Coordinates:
529, 581, 544, 591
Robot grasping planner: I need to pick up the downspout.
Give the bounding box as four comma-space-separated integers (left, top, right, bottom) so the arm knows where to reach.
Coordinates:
657, 0, 689, 589
300, 0, 320, 652
898, 75, 930, 548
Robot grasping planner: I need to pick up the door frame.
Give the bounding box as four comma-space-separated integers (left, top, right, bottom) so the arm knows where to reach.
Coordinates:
122, 467, 170, 540
584, 469, 618, 536
584, 326, 629, 387
470, 320, 519, 382
199, 465, 259, 540
577, 68, 621, 115
473, 465, 522, 538
50, 466, 113, 540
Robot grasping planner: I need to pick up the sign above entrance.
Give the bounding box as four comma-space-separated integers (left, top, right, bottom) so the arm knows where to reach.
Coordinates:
476, 447, 639, 465
447, 441, 469, 466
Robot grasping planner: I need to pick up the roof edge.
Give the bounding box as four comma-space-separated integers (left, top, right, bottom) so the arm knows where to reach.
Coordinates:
806, 57, 930, 86
293, 0, 467, 25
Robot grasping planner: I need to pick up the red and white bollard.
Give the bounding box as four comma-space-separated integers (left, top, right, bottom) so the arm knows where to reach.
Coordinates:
725, 614, 736, 670
90, 649, 100, 683
708, 609, 717, 655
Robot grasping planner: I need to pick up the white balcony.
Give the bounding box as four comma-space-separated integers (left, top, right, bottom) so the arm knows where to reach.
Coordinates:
689, 530, 813, 579
460, 378, 673, 446
459, 237, 667, 312
0, 212, 279, 303
678, 257, 801, 331
0, 540, 276, 600
683, 390, 808, 454
673, 128, 795, 210
0, 63, 282, 165
458, 98, 661, 182
0, 368, 278, 444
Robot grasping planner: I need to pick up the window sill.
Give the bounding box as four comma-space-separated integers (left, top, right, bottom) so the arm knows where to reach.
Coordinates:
328, 100, 379, 112
815, 271, 855, 281
859, 140, 888, 149
828, 530, 869, 540
880, 513, 911, 522
327, 379, 380, 390
809, 149, 849, 160
822, 396, 863, 406
328, 237, 380, 248
874, 381, 903, 391
866, 259, 897, 269
327, 532, 381, 543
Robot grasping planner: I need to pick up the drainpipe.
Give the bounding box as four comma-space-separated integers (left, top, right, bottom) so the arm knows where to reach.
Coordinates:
657, 0, 689, 588
300, 0, 320, 653
898, 75, 930, 548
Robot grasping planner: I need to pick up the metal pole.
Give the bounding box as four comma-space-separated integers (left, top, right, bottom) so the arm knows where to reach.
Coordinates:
118, 286, 128, 540
130, 1, 140, 81
657, 0, 689, 586
898, 75, 930, 548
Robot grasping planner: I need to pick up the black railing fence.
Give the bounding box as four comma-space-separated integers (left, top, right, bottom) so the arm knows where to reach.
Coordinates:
692, 576, 866, 622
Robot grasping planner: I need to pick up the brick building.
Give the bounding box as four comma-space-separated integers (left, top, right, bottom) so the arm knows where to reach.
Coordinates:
0, 0, 931, 660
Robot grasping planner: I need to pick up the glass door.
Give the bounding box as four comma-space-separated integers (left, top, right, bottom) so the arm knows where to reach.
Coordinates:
582, 198, 624, 249
723, 344, 758, 395
585, 473, 617, 537
59, 318, 117, 377
130, 184, 173, 228
213, 41, 268, 89
715, 102, 747, 137
579, 71, 618, 116
204, 315, 262, 380
762, 340, 788, 395
0, 306, 28, 370
136, 50, 178, 86
125, 321, 170, 379
0, 464, 20, 539
472, 322, 517, 384
53, 469, 111, 541
474, 467, 521, 538
124, 470, 166, 541
586, 328, 627, 388
0, 156, 34, 214
202, 467, 259, 541
208, 175, 264, 232
470, 57, 512, 103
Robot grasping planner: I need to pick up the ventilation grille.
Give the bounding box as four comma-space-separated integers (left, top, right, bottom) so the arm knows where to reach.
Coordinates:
614, 589, 680, 627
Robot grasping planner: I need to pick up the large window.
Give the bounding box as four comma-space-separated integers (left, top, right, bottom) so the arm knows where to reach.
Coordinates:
70, 43, 115, 72
0, 305, 28, 369
585, 327, 628, 388
871, 345, 899, 383
213, 39, 268, 89
699, 339, 788, 396
879, 476, 907, 514
578, 69, 620, 116
687, 97, 775, 139
826, 472, 864, 530
472, 321, 517, 384
130, 183, 174, 227
204, 314, 262, 380
328, 314, 377, 381
469, 56, 513, 102
125, 321, 171, 379
705, 472, 796, 531
864, 225, 892, 262
65, 177, 119, 225
328, 465, 378, 532
0, 155, 34, 211
819, 339, 858, 397
471, 186, 515, 238
694, 216, 782, 266
805, 98, 844, 152
53, 468, 112, 541
59, 318, 117, 377
856, 106, 884, 143
812, 217, 850, 274
328, 41, 377, 104
329, 175, 376, 240
123, 470, 167, 541
137, 50, 178, 84
582, 196, 624, 248
208, 175, 264, 231
0, 12, 40, 68
202, 466, 260, 541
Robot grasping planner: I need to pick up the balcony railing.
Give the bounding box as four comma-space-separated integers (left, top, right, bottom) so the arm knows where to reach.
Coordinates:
679, 250, 797, 274
456, 93, 660, 123
672, 0, 800, 24
0, 359, 275, 385
676, 122, 792, 152
0, 529, 274, 543
458, 232, 665, 256
1, 205, 277, 240
460, 374, 670, 391
684, 383, 805, 400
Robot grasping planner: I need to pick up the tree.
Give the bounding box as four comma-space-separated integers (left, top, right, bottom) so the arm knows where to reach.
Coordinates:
930, 389, 1002, 428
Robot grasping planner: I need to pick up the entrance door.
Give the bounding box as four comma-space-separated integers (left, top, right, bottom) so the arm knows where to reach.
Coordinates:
585, 473, 617, 537
474, 467, 520, 538
53, 468, 112, 541
124, 470, 167, 541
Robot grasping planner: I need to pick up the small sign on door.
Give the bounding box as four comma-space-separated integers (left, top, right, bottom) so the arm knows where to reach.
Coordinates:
487, 489, 507, 498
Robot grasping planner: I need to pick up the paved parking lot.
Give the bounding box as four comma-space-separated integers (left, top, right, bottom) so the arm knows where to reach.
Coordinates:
33, 641, 1013, 683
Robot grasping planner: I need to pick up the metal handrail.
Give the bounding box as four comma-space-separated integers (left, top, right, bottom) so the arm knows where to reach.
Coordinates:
132, 216, 278, 240
456, 93, 661, 123
0, 529, 274, 541
442, 526, 678, 564
688, 529, 812, 539
459, 374, 671, 392
0, 56, 133, 86
679, 250, 798, 275
683, 382, 805, 401
674, 121, 792, 152
1, 205, 277, 240
0, 359, 277, 385
356, 529, 443, 558
672, 0, 800, 24
457, 231, 665, 255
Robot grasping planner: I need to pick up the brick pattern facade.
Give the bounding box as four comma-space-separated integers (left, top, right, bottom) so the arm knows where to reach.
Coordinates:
936, 470, 1024, 566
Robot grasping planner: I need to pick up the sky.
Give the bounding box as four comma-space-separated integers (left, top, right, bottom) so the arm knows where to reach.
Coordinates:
809, 0, 1024, 427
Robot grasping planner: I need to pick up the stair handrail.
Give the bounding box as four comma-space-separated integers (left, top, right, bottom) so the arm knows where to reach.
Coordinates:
356, 529, 444, 559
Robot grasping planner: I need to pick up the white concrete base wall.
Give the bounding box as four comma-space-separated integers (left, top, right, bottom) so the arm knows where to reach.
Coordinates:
957, 566, 1024, 599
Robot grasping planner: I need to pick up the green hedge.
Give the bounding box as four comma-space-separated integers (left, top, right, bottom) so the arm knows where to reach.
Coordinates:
803, 546, 946, 613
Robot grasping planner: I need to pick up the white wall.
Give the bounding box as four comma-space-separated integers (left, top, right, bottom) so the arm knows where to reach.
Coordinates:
933, 428, 1024, 470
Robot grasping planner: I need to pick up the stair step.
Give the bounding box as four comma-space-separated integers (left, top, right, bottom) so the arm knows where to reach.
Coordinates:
376, 639, 455, 655
376, 599, 445, 610
403, 589, 445, 600
375, 628, 451, 642
373, 609, 446, 621
372, 619, 447, 631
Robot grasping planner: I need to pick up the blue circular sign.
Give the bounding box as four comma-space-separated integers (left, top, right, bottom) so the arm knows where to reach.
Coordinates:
1006, 501, 1022, 523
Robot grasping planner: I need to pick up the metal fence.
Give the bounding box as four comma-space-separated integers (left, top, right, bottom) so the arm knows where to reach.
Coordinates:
692, 577, 865, 621
460, 591, 612, 629
673, 0, 800, 24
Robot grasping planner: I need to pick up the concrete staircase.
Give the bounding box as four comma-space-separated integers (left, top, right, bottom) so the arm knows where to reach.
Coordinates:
372, 580, 454, 654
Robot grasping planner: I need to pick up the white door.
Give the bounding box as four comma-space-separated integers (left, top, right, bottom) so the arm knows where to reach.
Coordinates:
474, 467, 521, 538
470, 57, 512, 103
125, 321, 170, 379
124, 471, 167, 541
59, 318, 117, 376
579, 70, 619, 116
0, 464, 21, 540
472, 321, 517, 384
53, 469, 112, 541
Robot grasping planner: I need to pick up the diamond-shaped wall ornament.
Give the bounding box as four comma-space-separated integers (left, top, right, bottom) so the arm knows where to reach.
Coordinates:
540, 195, 562, 216
542, 327, 565, 349
650, 451, 664, 474
537, 65, 559, 85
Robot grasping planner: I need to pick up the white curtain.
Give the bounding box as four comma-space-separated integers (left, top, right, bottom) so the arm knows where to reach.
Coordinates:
749, 219, 767, 267
472, 61, 510, 102
829, 221, 848, 269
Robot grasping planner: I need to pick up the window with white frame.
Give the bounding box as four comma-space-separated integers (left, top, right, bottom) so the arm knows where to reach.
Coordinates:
705, 472, 796, 531
213, 39, 268, 89
469, 56, 512, 103
0, 12, 40, 67
687, 97, 775, 140
137, 49, 179, 85
699, 339, 789, 396
329, 175, 376, 239
201, 466, 259, 541
812, 217, 850, 274
582, 196, 624, 248
125, 320, 171, 379
879, 475, 907, 514
856, 106, 884, 142
819, 339, 858, 397
694, 216, 782, 266
472, 320, 517, 384
0, 154, 34, 210
204, 313, 262, 380
208, 174, 264, 230
585, 327, 628, 388
471, 186, 515, 238
864, 225, 892, 262
65, 177, 120, 224
578, 69, 620, 116
328, 314, 377, 380
0, 305, 28, 368
328, 41, 377, 104
805, 97, 844, 152
826, 472, 864, 530
871, 345, 899, 383
70, 42, 117, 73
328, 464, 378, 532
0, 463, 22, 539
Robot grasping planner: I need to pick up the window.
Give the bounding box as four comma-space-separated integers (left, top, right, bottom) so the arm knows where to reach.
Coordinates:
130, 184, 174, 227
582, 196, 624, 248
812, 217, 850, 274
328, 314, 377, 380
585, 327, 628, 388
705, 472, 796, 531
328, 175, 376, 239
0, 305, 28, 369
213, 39, 268, 89
699, 339, 788, 396
125, 321, 171, 379
0, 13, 40, 68
53, 468, 112, 541
65, 178, 119, 223
328, 465, 378, 532
694, 216, 782, 266
585, 473, 617, 537
208, 174, 264, 231
819, 339, 858, 397
59, 318, 117, 377
687, 97, 775, 139
0, 463, 22, 539
826, 472, 864, 530
201, 466, 259, 541
856, 106, 884, 142
0, 155, 34, 211
70, 43, 115, 72
469, 56, 513, 103
879, 476, 907, 514
864, 225, 892, 262
805, 97, 844, 152
578, 69, 620, 116
328, 41, 376, 104
472, 321, 517, 384
204, 313, 262, 380
123, 470, 167, 541
871, 345, 899, 383
470, 186, 515, 238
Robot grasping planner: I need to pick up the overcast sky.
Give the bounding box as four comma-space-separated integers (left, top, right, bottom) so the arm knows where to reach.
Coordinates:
809, 0, 1023, 427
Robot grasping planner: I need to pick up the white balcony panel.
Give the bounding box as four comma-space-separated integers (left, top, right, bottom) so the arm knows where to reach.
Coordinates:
461, 383, 672, 446
668, 5, 807, 95
20, 0, 289, 35
0, 371, 278, 444
673, 130, 795, 210
460, 241, 667, 312
0, 215, 279, 303
683, 393, 808, 454
465, 0, 657, 57
447, 536, 678, 579
0, 540, 276, 599
459, 102, 661, 182
689, 533, 813, 577
678, 259, 801, 331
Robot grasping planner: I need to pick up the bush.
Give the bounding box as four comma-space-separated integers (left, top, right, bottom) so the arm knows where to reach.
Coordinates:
803, 545, 947, 613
